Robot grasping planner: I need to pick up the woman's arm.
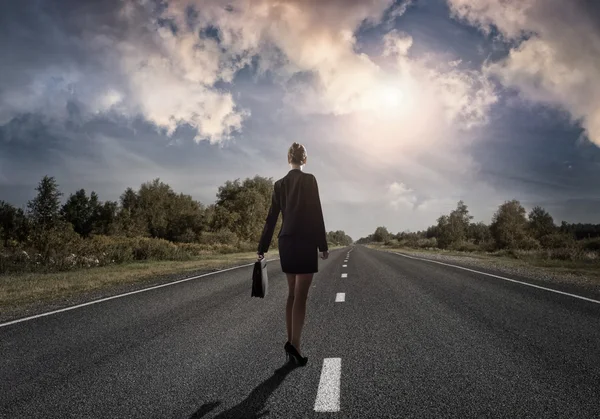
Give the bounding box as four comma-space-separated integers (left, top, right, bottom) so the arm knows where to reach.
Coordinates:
257, 183, 281, 255
311, 175, 328, 253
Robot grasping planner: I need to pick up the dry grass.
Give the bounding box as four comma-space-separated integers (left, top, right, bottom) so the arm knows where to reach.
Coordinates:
0, 252, 275, 315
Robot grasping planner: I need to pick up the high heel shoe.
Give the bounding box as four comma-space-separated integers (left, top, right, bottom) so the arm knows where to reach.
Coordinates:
285, 342, 308, 366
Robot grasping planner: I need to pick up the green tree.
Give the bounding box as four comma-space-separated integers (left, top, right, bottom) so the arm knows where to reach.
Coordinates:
0, 201, 29, 245
27, 175, 63, 231
436, 215, 452, 248
121, 187, 138, 213
116, 188, 147, 237
490, 200, 531, 249
212, 176, 274, 243
136, 179, 173, 239
528, 206, 556, 239
94, 200, 119, 235
468, 222, 491, 245
327, 230, 353, 246
436, 201, 473, 249
166, 193, 205, 242
372, 226, 390, 242
61, 189, 97, 237
115, 179, 206, 241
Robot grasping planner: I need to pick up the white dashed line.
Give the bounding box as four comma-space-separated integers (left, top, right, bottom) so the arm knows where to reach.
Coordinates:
344, 260, 348, 263
335, 293, 345, 302
342, 265, 347, 268
341, 273, 348, 278
314, 358, 342, 412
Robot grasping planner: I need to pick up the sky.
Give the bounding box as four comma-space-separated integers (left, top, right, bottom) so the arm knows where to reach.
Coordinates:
1, 0, 599, 240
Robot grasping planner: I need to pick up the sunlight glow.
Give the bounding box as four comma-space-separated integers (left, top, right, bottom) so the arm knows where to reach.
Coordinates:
359, 81, 414, 116
379, 86, 403, 108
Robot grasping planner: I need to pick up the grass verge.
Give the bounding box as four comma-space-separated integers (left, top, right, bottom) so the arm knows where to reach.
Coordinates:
0, 246, 343, 322
0, 251, 274, 322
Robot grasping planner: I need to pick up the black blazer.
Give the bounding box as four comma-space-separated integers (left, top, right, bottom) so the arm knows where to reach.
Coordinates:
258, 169, 328, 254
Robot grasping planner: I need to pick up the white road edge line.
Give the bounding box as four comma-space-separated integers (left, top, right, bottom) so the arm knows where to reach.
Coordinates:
392, 252, 600, 305
314, 358, 342, 412
341, 273, 348, 278
335, 293, 345, 302
0, 259, 281, 328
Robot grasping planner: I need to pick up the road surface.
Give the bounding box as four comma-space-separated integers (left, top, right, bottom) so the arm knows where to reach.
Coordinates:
1, 246, 599, 418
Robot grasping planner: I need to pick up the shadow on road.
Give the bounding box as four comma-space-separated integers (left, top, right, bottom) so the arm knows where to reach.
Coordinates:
189, 362, 297, 419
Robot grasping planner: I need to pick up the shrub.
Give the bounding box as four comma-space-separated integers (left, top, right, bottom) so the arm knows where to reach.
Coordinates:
84, 235, 135, 264
539, 233, 575, 249
417, 238, 437, 249
198, 229, 238, 246
581, 238, 600, 252
479, 240, 497, 252
517, 236, 541, 250
549, 248, 581, 261
132, 237, 187, 261
450, 241, 480, 252
175, 228, 197, 243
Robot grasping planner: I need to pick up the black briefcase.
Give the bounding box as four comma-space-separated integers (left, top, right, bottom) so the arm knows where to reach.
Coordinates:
251, 259, 269, 298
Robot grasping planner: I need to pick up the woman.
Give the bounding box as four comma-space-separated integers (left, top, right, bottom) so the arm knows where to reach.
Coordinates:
257, 142, 329, 366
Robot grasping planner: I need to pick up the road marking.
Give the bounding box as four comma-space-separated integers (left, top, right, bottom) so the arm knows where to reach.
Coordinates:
342, 265, 347, 268
341, 273, 348, 278
335, 293, 345, 302
344, 260, 348, 263
314, 358, 341, 412
0, 260, 279, 328
392, 252, 600, 305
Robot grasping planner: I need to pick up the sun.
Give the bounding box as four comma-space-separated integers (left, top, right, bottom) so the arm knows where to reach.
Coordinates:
357, 80, 413, 116
379, 86, 403, 108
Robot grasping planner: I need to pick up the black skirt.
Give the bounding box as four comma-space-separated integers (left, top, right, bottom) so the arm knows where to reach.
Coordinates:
278, 236, 319, 274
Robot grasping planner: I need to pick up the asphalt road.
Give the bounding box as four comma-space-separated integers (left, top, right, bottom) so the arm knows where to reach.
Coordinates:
1, 246, 599, 418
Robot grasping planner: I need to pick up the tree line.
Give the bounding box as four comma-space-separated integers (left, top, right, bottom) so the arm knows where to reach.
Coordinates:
357, 200, 600, 260
0, 175, 352, 273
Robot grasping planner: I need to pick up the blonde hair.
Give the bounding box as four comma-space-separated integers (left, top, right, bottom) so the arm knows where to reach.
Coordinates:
288, 142, 307, 165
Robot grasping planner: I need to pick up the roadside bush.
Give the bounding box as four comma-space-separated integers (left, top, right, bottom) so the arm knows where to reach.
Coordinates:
417, 238, 437, 249
516, 236, 541, 251
479, 240, 497, 253
198, 229, 238, 246
539, 233, 576, 249
450, 241, 480, 252
237, 241, 258, 253
581, 238, 600, 252
548, 247, 583, 261
83, 235, 135, 264
132, 237, 188, 261
175, 228, 197, 243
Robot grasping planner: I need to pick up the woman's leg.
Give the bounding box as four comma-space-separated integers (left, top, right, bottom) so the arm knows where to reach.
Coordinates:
285, 274, 296, 343
291, 273, 314, 353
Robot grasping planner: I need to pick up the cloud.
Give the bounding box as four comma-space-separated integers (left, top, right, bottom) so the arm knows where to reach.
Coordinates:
0, 0, 497, 146
387, 181, 418, 209
448, 0, 600, 146
160, 0, 399, 116
0, 0, 248, 143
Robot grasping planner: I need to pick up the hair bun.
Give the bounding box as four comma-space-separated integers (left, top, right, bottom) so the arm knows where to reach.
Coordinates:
288, 142, 307, 165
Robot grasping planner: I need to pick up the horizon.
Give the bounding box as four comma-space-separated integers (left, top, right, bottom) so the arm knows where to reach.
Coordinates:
1, 0, 600, 240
